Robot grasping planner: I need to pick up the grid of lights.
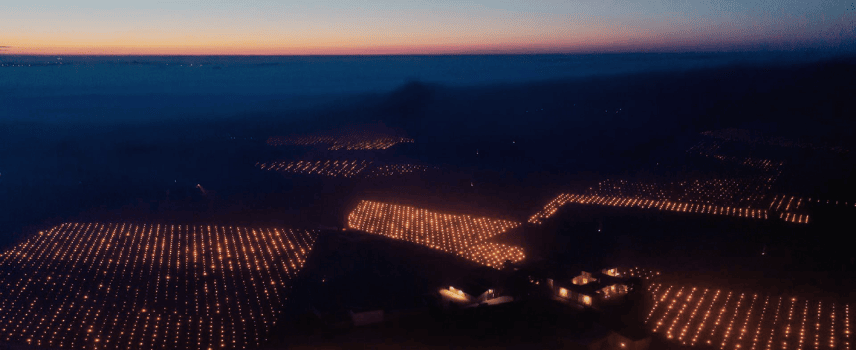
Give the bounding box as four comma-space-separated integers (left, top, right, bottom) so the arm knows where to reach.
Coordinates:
690, 136, 854, 211
687, 140, 786, 173
692, 290, 725, 346
528, 130, 851, 228
257, 160, 372, 178
266, 131, 414, 150
363, 164, 433, 178
612, 266, 661, 280
645, 284, 668, 322
652, 286, 685, 333
0, 222, 318, 350
257, 160, 431, 179
528, 193, 771, 224
347, 200, 524, 269
769, 195, 805, 212
780, 212, 810, 224
456, 242, 525, 269
593, 178, 778, 209
645, 284, 849, 350
769, 195, 854, 214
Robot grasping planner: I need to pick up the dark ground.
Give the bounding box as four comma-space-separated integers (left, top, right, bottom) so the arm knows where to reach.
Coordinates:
1, 54, 856, 349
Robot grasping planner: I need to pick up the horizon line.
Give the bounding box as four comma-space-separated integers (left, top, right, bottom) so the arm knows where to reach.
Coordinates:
2, 48, 854, 57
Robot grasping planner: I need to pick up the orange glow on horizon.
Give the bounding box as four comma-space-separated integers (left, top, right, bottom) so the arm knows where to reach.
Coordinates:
2, 4, 854, 56
4, 31, 853, 56
5, 26, 845, 56
1, 42, 635, 56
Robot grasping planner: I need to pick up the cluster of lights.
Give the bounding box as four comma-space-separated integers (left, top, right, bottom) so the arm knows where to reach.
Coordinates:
689, 134, 853, 214
456, 242, 525, 269
817, 302, 823, 350
347, 200, 523, 269
363, 164, 433, 178
257, 160, 431, 179
770, 195, 854, 211
748, 296, 771, 350
768, 195, 812, 223
572, 271, 596, 286
645, 284, 848, 350
665, 288, 698, 340
769, 195, 805, 212
780, 212, 810, 224
593, 178, 777, 209
557, 285, 594, 306
735, 294, 761, 349
678, 288, 709, 343
604, 267, 660, 280
528, 193, 770, 224
801, 300, 809, 350
531, 130, 850, 229
442, 286, 469, 302
738, 157, 785, 172
0, 63, 40, 67
599, 284, 631, 300
652, 286, 685, 333
0, 222, 318, 350
783, 298, 796, 350
720, 293, 747, 348
845, 304, 850, 350
687, 140, 786, 173
618, 266, 660, 280
645, 284, 671, 324
691, 290, 725, 346
706, 291, 735, 345
762, 297, 783, 350
257, 160, 372, 178
685, 138, 786, 220
266, 131, 414, 150
530, 192, 813, 225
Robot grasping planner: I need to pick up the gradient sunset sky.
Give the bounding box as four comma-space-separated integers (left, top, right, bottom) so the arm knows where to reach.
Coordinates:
2, 0, 855, 55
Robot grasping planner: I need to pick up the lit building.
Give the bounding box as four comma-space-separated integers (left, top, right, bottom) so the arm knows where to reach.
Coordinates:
573, 271, 597, 286
555, 283, 597, 308
549, 268, 642, 311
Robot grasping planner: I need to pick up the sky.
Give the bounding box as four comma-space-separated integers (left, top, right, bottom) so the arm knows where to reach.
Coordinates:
1, 0, 855, 55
